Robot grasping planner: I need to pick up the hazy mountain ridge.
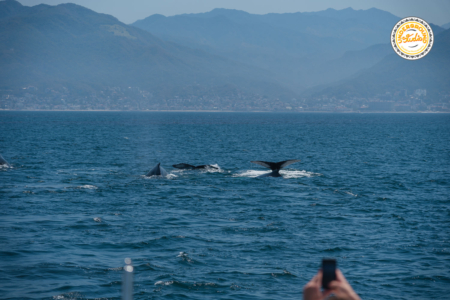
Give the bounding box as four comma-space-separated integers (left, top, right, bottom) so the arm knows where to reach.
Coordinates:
305, 28, 450, 98
0, 0, 30, 19
0, 0, 294, 99
1, 0, 447, 111
176, 7, 399, 44
132, 7, 443, 92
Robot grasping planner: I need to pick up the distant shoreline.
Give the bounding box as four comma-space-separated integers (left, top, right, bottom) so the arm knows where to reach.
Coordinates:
0, 109, 448, 113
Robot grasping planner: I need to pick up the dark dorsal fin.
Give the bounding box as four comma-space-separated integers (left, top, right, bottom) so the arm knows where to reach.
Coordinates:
0, 154, 9, 166
146, 163, 168, 177
251, 159, 300, 171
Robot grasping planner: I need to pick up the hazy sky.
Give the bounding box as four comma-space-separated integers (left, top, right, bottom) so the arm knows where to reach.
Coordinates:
17, 0, 450, 25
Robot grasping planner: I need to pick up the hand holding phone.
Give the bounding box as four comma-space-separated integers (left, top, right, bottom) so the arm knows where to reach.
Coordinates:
321, 258, 336, 290
303, 261, 361, 300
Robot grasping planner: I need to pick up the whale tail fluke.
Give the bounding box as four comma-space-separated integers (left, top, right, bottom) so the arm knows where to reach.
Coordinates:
251, 159, 301, 178
251, 159, 301, 171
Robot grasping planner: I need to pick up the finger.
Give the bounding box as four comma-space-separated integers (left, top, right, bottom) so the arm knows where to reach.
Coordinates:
322, 288, 334, 299
324, 281, 345, 299
306, 272, 319, 286
314, 270, 323, 285
328, 280, 341, 290
336, 269, 348, 283
328, 280, 346, 298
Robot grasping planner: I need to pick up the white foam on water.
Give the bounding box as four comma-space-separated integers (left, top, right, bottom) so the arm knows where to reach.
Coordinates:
177, 251, 187, 257
282, 170, 321, 179
234, 170, 270, 178
203, 164, 223, 173
52, 293, 83, 300
77, 185, 98, 189
171, 164, 222, 175
234, 169, 320, 178
170, 169, 186, 175
155, 280, 174, 286
143, 173, 178, 179
345, 191, 358, 197
166, 173, 178, 179
177, 251, 194, 263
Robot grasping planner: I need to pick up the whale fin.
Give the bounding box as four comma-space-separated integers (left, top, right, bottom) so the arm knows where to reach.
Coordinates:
251, 159, 300, 171
0, 154, 9, 167
159, 166, 168, 177
278, 159, 301, 169
173, 163, 196, 170
146, 163, 168, 177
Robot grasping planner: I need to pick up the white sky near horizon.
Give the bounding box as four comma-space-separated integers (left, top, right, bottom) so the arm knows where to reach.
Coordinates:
15, 0, 450, 26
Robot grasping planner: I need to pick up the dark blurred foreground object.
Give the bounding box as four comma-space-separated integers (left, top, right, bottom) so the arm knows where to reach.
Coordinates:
303, 263, 361, 300
122, 258, 133, 300
322, 258, 336, 289
172, 163, 218, 170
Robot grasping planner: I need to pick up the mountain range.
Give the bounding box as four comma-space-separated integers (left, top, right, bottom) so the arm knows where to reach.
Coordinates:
305, 27, 450, 98
0, 0, 293, 99
132, 8, 399, 91
0, 0, 448, 108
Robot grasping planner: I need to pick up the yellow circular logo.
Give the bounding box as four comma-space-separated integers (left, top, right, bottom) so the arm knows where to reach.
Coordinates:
391, 17, 434, 60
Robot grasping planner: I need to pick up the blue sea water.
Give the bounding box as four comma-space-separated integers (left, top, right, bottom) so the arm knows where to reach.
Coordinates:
0, 112, 449, 300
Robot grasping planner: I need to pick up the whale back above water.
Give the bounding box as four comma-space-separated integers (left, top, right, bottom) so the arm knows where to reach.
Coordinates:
146, 163, 168, 177
251, 159, 301, 178
173, 163, 196, 170
173, 163, 218, 170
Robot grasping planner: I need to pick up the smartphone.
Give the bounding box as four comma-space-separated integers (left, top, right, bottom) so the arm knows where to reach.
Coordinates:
322, 258, 336, 289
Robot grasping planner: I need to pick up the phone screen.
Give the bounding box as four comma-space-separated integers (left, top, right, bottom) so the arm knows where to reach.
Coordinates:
322, 259, 336, 289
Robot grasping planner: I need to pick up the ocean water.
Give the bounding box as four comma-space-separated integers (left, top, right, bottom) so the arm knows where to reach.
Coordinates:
0, 111, 449, 300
